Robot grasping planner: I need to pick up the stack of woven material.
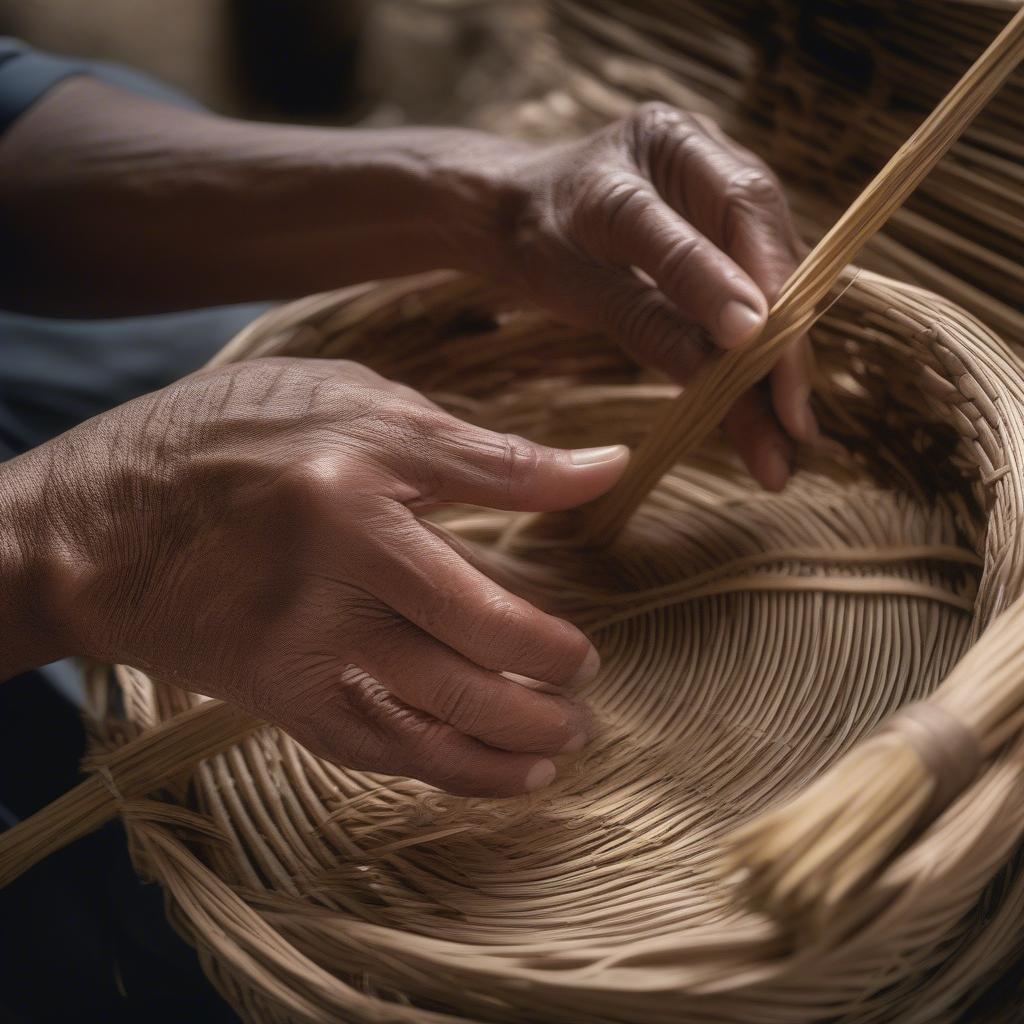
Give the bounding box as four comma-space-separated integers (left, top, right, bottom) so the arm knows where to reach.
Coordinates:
547, 0, 1024, 342
3, 3, 1024, 1022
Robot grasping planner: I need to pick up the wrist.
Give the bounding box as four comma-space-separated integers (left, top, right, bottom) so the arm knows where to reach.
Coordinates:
409, 128, 540, 273
0, 449, 81, 677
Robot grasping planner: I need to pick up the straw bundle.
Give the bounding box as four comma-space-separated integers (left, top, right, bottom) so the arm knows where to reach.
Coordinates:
3, 3, 1024, 1022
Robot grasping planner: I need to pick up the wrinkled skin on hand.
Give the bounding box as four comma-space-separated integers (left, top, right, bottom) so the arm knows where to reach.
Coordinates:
0, 96, 814, 799
457, 104, 815, 490
35, 359, 629, 796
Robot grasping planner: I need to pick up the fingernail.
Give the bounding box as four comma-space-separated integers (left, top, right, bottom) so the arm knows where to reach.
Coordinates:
525, 759, 557, 792
570, 444, 629, 466
570, 646, 601, 685
718, 299, 764, 348
761, 446, 791, 492
559, 730, 589, 754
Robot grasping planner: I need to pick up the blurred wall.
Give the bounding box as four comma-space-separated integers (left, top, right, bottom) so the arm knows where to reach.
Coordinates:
0, 0, 241, 111
0, 0, 542, 125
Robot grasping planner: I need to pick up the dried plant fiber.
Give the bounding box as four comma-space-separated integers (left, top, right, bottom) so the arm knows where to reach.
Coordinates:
3, 3, 1024, 1023
544, 0, 1024, 343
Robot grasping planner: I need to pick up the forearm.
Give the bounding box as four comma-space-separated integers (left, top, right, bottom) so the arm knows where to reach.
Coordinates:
0, 450, 75, 678
0, 76, 523, 316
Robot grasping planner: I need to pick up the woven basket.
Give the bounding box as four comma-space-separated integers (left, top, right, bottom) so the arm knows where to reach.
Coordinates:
62, 265, 1024, 1022
3, 1, 1023, 1020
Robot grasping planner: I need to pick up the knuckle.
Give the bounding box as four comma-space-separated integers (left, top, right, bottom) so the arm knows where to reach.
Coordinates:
725, 166, 783, 208
272, 669, 388, 768
497, 434, 540, 495
627, 103, 692, 168
629, 101, 685, 136
501, 433, 539, 474
388, 399, 438, 442
339, 676, 430, 774
410, 581, 462, 636
398, 721, 464, 787
629, 103, 702, 155
435, 672, 485, 733
473, 594, 526, 648
570, 171, 648, 245
600, 282, 699, 377
604, 286, 667, 363
657, 235, 703, 281
274, 455, 343, 505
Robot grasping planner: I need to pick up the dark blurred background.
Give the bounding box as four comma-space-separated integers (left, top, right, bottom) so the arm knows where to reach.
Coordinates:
0, 0, 547, 126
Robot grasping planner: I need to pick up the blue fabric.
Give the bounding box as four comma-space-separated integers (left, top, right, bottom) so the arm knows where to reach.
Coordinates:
0, 303, 270, 457
0, 36, 201, 132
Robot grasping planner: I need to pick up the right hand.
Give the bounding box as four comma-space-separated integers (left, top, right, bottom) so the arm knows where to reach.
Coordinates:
443, 104, 815, 490
11, 357, 629, 796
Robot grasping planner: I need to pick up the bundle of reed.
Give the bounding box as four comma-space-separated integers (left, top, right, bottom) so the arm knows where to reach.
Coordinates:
545, 0, 1024, 344
3, 5, 1024, 1023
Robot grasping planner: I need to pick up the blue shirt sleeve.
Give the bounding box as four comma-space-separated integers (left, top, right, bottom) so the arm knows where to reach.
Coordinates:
0, 37, 202, 133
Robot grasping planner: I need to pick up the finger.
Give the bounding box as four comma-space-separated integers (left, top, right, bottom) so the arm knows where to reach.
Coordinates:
691, 114, 810, 273
722, 383, 795, 492
386, 403, 630, 512
583, 263, 804, 485
560, 262, 721, 385
356, 620, 592, 754
643, 114, 818, 442
681, 132, 818, 443
354, 507, 600, 686
770, 336, 818, 444
278, 667, 558, 797
596, 181, 768, 349
687, 145, 817, 443
638, 108, 798, 314
565, 264, 799, 487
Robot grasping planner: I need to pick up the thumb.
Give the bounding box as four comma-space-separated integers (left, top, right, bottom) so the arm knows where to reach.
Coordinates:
398, 410, 630, 511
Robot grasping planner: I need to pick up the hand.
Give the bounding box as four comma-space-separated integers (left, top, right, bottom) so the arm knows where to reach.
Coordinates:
8, 358, 629, 795
448, 104, 814, 490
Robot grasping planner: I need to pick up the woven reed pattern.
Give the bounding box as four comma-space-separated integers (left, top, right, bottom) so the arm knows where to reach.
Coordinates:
45, 265, 1022, 1022
3, 2, 1024, 1022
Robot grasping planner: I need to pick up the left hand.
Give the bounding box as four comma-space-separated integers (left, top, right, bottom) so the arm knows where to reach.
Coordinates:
446, 104, 814, 491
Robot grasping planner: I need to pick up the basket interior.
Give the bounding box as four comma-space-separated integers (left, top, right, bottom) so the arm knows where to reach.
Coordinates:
95, 269, 1024, 1022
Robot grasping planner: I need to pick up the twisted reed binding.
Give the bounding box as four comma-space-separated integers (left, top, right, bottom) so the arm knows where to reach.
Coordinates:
3, 4, 1024, 1022
879, 703, 982, 820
